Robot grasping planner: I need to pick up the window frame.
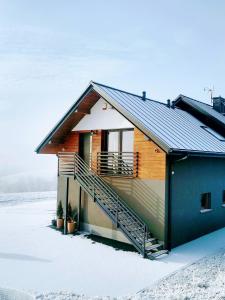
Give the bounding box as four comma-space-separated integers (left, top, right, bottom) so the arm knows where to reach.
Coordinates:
222, 190, 225, 207
200, 192, 212, 213
105, 128, 134, 152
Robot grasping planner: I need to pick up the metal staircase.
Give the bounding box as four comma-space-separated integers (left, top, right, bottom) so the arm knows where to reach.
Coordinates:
58, 152, 168, 259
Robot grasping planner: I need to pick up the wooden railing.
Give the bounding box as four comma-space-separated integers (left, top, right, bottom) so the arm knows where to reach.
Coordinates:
96, 152, 138, 178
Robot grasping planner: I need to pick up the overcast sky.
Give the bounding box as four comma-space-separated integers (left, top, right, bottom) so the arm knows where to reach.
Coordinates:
1, 0, 225, 177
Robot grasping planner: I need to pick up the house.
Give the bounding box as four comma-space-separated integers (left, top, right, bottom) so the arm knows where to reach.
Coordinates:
36, 81, 225, 259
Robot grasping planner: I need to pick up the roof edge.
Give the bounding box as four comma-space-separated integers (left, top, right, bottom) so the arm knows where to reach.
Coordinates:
169, 149, 225, 158
35, 82, 94, 153
173, 94, 225, 128
92, 82, 171, 153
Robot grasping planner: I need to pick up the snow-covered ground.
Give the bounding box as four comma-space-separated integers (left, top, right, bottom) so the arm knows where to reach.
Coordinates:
0, 191, 56, 206
138, 249, 225, 299
0, 192, 225, 299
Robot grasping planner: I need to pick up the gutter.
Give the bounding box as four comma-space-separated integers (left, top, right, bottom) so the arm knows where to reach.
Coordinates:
169, 149, 225, 158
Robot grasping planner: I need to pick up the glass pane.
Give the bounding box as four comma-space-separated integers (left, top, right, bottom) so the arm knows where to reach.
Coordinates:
108, 131, 119, 152
122, 130, 134, 152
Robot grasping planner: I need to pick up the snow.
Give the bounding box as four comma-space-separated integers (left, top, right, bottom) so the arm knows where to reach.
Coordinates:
0, 191, 56, 206
0, 287, 34, 300
0, 191, 225, 299
138, 249, 225, 299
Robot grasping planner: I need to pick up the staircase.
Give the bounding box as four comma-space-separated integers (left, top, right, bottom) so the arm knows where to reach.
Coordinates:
58, 152, 168, 259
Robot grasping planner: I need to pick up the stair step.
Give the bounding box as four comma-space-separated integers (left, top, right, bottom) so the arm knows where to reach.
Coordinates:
145, 238, 157, 244
145, 243, 162, 251
148, 249, 169, 259
120, 223, 143, 231
73, 154, 169, 260
120, 218, 141, 225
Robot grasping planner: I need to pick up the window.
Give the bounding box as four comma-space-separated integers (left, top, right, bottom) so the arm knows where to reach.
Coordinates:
107, 129, 134, 152
222, 190, 225, 206
201, 126, 225, 141
200, 192, 211, 212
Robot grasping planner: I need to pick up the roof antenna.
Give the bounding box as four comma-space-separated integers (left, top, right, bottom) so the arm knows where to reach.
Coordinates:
142, 91, 146, 101
204, 86, 215, 104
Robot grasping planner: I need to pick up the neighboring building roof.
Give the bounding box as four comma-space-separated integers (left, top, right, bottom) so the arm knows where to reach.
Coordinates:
36, 81, 225, 157
174, 95, 225, 128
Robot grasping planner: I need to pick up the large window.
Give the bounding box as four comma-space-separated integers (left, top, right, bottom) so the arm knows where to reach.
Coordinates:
107, 129, 134, 152
98, 129, 136, 177
200, 192, 211, 212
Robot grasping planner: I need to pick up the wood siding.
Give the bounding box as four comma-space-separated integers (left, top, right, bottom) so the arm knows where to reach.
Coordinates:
40, 131, 79, 154
91, 131, 102, 171
134, 128, 166, 180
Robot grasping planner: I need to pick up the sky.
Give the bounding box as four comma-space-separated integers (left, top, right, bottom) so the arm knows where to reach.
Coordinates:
0, 0, 225, 183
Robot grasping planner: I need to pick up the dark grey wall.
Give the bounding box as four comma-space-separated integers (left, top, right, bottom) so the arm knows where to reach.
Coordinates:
170, 156, 225, 248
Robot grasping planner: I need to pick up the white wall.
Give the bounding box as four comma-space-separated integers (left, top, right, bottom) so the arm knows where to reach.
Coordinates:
73, 98, 134, 131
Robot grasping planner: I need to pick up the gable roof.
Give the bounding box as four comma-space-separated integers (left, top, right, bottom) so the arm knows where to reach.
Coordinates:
36, 81, 225, 157
174, 95, 225, 128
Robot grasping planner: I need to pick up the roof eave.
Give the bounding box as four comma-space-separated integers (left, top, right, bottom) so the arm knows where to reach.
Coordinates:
35, 83, 95, 153
174, 95, 225, 129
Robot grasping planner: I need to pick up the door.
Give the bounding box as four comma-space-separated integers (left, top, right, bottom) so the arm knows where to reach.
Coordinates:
108, 131, 120, 152
79, 132, 92, 165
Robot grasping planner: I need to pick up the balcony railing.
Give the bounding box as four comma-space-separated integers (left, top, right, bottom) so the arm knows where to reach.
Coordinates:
96, 152, 138, 178
58, 152, 76, 176
58, 152, 138, 178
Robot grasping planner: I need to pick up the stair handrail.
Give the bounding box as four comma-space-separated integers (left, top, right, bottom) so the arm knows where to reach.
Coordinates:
72, 152, 147, 229
58, 152, 148, 254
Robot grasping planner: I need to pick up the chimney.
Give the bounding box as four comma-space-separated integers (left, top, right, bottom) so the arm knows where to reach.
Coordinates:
212, 96, 225, 114
167, 99, 171, 108
142, 91, 146, 101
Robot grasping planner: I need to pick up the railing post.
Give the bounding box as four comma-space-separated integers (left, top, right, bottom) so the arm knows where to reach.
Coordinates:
64, 177, 69, 235
74, 153, 76, 179
93, 176, 95, 201
116, 197, 119, 227
143, 224, 147, 257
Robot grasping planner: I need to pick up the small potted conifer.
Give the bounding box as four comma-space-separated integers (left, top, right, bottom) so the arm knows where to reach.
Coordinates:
67, 203, 77, 234
56, 201, 64, 229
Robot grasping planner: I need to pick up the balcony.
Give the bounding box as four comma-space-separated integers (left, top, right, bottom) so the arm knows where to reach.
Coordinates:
96, 152, 138, 178
58, 152, 138, 178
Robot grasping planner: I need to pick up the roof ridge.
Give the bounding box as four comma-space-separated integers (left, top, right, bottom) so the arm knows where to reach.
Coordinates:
180, 94, 212, 108
91, 81, 167, 106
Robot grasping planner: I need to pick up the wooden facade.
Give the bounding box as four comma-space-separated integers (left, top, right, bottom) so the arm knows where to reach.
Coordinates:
40, 132, 79, 154
134, 128, 166, 180
91, 131, 102, 171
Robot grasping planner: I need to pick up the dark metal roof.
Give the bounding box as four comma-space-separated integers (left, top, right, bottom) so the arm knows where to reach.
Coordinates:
36, 81, 225, 157
92, 82, 225, 156
174, 95, 225, 127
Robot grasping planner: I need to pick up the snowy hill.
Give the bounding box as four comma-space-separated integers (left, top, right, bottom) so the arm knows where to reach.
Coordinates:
0, 170, 57, 193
